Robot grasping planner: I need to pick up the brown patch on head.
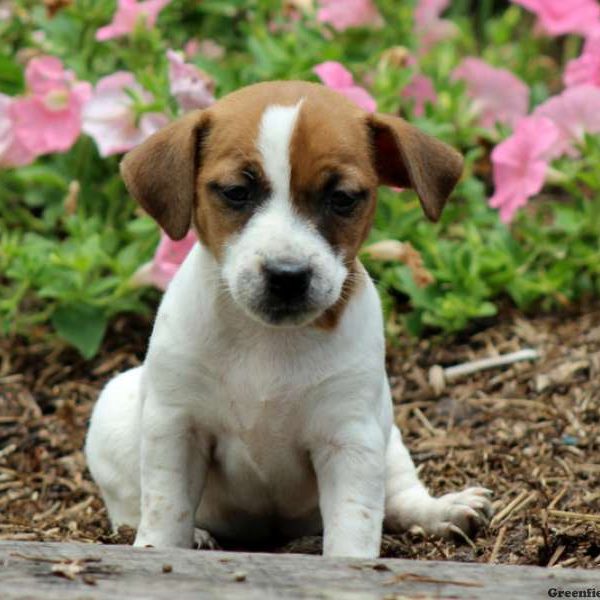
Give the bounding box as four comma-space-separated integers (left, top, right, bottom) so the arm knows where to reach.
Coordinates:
190, 89, 269, 258
285, 87, 379, 329
289, 88, 378, 265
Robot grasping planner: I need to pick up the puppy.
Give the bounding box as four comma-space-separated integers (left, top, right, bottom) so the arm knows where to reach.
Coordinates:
85, 81, 492, 558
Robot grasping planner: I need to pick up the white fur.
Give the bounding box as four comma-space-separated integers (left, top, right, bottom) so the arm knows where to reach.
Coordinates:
223, 103, 346, 326
257, 103, 300, 200
85, 103, 492, 558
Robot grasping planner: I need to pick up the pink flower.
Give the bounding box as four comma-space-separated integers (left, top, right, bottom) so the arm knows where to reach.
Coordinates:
26, 55, 75, 96
83, 71, 168, 157
0, 1, 13, 21
131, 230, 197, 290
184, 38, 201, 58
414, 0, 457, 54
313, 61, 376, 112
184, 38, 225, 61
3, 56, 91, 162
489, 116, 559, 223
0, 94, 37, 167
401, 74, 437, 117
166, 49, 215, 113
96, 0, 171, 42
511, 0, 600, 36
452, 58, 529, 128
564, 35, 600, 88
533, 85, 600, 158
0, 95, 12, 157
317, 0, 383, 31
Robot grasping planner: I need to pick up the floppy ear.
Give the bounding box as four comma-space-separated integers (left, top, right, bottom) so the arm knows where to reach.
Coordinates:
367, 113, 463, 222
120, 110, 210, 240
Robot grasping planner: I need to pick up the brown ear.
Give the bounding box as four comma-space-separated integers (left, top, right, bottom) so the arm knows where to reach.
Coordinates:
120, 110, 210, 240
367, 113, 463, 222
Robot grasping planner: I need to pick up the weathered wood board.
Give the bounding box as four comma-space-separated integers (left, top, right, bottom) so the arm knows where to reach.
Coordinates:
0, 541, 597, 599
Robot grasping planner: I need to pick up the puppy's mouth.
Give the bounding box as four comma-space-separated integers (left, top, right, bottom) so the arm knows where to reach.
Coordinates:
256, 298, 324, 327
236, 288, 334, 328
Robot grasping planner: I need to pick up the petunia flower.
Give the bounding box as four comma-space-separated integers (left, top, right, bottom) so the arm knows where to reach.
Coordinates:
414, 0, 457, 55
130, 229, 197, 290
0, 1, 12, 20
452, 57, 529, 129
184, 38, 225, 61
0, 94, 38, 167
3, 56, 91, 163
82, 71, 168, 157
401, 74, 437, 117
0, 95, 11, 158
564, 35, 600, 89
96, 0, 171, 42
511, 0, 600, 37
533, 85, 600, 158
166, 49, 215, 113
316, 0, 383, 31
313, 61, 376, 112
489, 116, 559, 223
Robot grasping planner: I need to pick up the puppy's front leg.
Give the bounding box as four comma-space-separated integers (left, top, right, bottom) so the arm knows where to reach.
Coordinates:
312, 424, 386, 558
134, 395, 208, 549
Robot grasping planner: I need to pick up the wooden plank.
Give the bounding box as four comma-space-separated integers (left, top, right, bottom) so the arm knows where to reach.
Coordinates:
0, 541, 597, 600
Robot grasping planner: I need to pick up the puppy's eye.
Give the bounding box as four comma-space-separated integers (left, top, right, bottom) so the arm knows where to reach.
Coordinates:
329, 190, 363, 216
220, 185, 251, 208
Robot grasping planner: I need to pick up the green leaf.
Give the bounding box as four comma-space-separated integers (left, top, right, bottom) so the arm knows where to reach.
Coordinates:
0, 54, 24, 95
51, 304, 108, 359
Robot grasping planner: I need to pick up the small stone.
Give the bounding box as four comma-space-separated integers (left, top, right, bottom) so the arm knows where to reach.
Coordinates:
82, 575, 97, 586
428, 365, 446, 395
233, 570, 247, 582
162, 564, 173, 573
561, 435, 579, 446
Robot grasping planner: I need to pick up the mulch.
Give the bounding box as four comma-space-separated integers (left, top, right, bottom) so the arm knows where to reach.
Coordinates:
1, 303, 599, 568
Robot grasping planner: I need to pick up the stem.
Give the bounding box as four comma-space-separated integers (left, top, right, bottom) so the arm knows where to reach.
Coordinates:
443, 348, 540, 380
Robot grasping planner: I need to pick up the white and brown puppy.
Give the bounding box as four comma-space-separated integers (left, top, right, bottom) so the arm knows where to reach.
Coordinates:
85, 81, 492, 558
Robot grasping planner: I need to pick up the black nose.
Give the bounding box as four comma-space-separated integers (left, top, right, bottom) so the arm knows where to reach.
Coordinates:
264, 260, 312, 302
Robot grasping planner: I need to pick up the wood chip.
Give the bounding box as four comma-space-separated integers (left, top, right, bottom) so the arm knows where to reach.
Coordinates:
547, 510, 600, 524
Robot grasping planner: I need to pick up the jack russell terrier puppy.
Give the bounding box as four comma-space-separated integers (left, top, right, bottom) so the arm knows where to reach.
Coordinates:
86, 80, 492, 558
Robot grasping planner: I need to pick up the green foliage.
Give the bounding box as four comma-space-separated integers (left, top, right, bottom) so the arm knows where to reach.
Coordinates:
1, 0, 599, 355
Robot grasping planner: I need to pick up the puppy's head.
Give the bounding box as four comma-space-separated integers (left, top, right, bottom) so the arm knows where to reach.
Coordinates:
121, 81, 462, 327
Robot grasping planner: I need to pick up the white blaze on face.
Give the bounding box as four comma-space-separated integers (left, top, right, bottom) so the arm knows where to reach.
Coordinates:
222, 101, 348, 326
257, 102, 302, 206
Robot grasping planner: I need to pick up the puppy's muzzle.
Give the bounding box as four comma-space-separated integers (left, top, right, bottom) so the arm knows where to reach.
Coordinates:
263, 259, 312, 304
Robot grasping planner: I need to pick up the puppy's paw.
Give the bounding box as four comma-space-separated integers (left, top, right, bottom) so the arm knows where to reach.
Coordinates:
428, 487, 493, 541
193, 528, 220, 550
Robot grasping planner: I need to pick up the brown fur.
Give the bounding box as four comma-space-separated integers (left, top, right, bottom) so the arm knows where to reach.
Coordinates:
120, 80, 463, 327
367, 113, 464, 222
120, 110, 210, 241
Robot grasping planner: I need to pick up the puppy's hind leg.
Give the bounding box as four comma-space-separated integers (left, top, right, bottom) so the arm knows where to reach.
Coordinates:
384, 425, 493, 541
85, 367, 144, 531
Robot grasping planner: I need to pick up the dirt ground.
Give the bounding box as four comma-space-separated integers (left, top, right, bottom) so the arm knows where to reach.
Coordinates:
1, 302, 599, 569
